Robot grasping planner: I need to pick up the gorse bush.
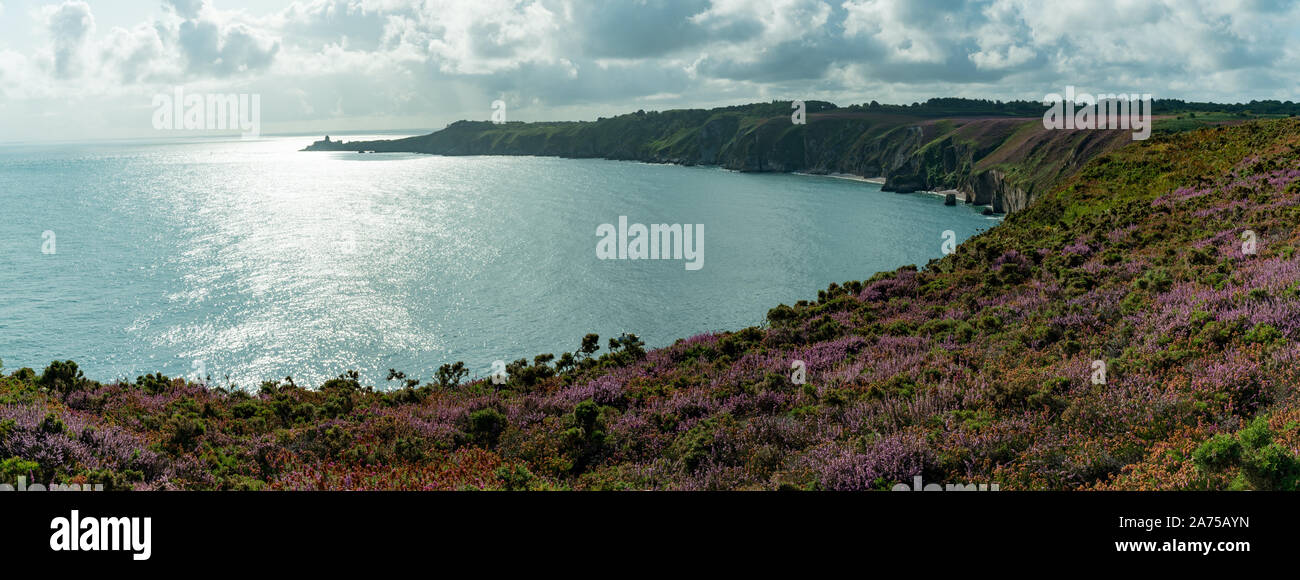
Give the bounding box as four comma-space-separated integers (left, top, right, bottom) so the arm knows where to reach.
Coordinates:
1193, 417, 1300, 490
136, 372, 170, 395
495, 464, 535, 491
467, 408, 507, 447
39, 360, 84, 395
0, 456, 40, 484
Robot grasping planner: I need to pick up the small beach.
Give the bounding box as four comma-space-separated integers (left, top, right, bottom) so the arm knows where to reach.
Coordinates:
793, 172, 886, 184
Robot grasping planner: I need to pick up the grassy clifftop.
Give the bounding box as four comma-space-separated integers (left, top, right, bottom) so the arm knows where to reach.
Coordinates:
7, 119, 1300, 490
306, 100, 1145, 213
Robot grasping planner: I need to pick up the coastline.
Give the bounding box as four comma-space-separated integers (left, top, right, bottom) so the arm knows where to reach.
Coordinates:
793, 171, 968, 199
792, 171, 886, 184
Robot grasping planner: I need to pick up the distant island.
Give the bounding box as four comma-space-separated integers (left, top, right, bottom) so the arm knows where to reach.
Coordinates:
305, 98, 1296, 213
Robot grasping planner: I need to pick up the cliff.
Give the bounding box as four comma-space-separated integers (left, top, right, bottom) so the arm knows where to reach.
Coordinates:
305, 101, 1137, 213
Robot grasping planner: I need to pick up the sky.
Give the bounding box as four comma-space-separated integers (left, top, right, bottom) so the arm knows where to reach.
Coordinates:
1, 0, 1298, 142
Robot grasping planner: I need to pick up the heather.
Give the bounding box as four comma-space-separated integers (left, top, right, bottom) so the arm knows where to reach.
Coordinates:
6, 119, 1300, 490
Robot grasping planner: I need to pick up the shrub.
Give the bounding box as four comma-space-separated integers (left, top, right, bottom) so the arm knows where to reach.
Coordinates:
1238, 416, 1272, 449
574, 400, 599, 434
434, 362, 469, 388
507, 358, 556, 388
1186, 247, 1216, 266
1193, 319, 1242, 348
767, 304, 799, 326
386, 388, 423, 407
1193, 418, 1300, 490
1191, 434, 1241, 472
1243, 444, 1300, 490
231, 400, 269, 420
1028, 324, 1063, 346
290, 403, 319, 424
1243, 324, 1283, 345
12, 368, 36, 384
670, 421, 716, 473
495, 464, 535, 491
321, 370, 363, 393
163, 414, 207, 452
579, 334, 601, 358
39, 412, 66, 435
394, 438, 426, 463
976, 313, 1003, 331
563, 400, 609, 473
80, 468, 145, 491
0, 456, 40, 484
39, 360, 85, 395
1134, 268, 1173, 293
467, 408, 507, 447
806, 317, 845, 343
322, 395, 352, 418
866, 373, 917, 400
135, 372, 171, 395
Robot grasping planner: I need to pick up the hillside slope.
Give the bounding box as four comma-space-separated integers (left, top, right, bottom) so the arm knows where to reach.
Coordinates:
305, 101, 1136, 213
5, 119, 1300, 490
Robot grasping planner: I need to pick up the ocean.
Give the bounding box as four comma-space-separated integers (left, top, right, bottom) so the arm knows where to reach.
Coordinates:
0, 135, 996, 388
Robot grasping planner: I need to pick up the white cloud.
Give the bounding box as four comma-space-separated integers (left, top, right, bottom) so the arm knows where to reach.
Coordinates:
166, 0, 208, 20
3, 0, 1300, 142
44, 1, 95, 79
420, 0, 565, 75
99, 22, 169, 83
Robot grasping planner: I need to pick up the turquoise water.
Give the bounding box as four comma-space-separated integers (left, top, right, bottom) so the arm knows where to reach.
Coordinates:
0, 136, 997, 388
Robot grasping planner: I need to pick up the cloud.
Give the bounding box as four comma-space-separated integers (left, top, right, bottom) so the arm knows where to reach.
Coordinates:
573, 0, 712, 58
44, 1, 95, 79
419, 0, 567, 75
24, 0, 1300, 98
4, 0, 1300, 141
176, 18, 279, 76
166, 0, 208, 20
99, 22, 168, 83
169, 2, 280, 76
278, 0, 396, 52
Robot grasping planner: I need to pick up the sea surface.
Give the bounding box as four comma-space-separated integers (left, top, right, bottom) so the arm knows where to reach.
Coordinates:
0, 135, 998, 388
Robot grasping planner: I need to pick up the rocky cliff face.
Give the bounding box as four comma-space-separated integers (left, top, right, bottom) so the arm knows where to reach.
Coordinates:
967, 169, 1026, 213
304, 107, 1135, 214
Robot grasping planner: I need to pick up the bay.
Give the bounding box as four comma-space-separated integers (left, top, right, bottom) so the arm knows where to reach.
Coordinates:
0, 135, 997, 387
